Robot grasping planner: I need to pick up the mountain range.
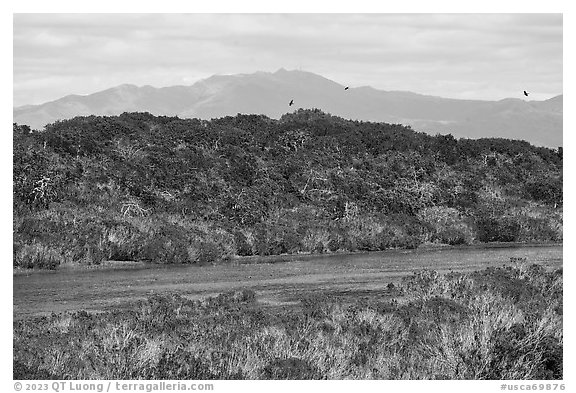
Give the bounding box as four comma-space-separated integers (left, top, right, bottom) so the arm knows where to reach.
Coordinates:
13, 69, 563, 147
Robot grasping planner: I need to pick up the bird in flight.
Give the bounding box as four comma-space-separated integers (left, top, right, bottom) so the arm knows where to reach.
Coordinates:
344, 86, 349, 90
289, 99, 294, 106
524, 91, 529, 97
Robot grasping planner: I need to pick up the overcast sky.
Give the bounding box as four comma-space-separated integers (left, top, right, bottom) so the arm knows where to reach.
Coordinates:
13, 13, 562, 106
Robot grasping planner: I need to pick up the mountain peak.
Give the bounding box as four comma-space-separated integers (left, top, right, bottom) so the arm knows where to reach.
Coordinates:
273, 68, 322, 78
112, 84, 139, 91
13, 70, 562, 147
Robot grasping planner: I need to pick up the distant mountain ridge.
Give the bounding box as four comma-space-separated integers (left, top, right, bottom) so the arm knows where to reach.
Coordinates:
13, 69, 563, 147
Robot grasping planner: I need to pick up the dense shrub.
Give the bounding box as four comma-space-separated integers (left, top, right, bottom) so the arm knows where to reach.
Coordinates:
14, 242, 61, 269
197, 242, 222, 264
13, 112, 562, 268
476, 217, 521, 242
234, 230, 252, 256
418, 206, 474, 245
517, 216, 562, 242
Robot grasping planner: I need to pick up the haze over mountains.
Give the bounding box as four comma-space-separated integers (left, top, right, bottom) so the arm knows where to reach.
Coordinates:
13, 69, 562, 147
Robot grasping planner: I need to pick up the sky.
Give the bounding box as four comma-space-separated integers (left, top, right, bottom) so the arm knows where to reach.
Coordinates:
13, 13, 563, 107
13, 13, 563, 106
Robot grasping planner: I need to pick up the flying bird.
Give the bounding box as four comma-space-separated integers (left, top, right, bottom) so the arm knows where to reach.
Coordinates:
344, 86, 349, 90
524, 91, 529, 97
289, 99, 294, 106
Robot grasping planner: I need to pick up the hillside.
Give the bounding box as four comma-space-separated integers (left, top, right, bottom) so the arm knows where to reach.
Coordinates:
13, 110, 562, 269
13, 69, 563, 147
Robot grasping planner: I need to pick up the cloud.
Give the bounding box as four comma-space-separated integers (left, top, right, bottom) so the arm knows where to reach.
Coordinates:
13, 13, 562, 106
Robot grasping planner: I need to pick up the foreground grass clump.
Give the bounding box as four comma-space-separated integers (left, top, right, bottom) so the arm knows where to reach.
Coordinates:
14, 264, 562, 380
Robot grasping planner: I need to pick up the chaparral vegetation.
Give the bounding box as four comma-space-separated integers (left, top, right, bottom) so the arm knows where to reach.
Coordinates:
14, 263, 562, 380
13, 111, 563, 380
13, 110, 562, 269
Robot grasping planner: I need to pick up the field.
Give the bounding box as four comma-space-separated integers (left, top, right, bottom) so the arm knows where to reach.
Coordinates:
14, 244, 561, 318
13, 244, 563, 380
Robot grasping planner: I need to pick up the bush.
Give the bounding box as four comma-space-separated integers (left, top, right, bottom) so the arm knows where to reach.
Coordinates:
327, 236, 341, 252
104, 222, 145, 260
476, 217, 521, 242
14, 243, 61, 269
254, 225, 270, 256
234, 231, 252, 256
516, 216, 562, 242
198, 242, 222, 265
261, 357, 320, 379
436, 228, 468, 245
417, 206, 474, 245
141, 232, 190, 264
